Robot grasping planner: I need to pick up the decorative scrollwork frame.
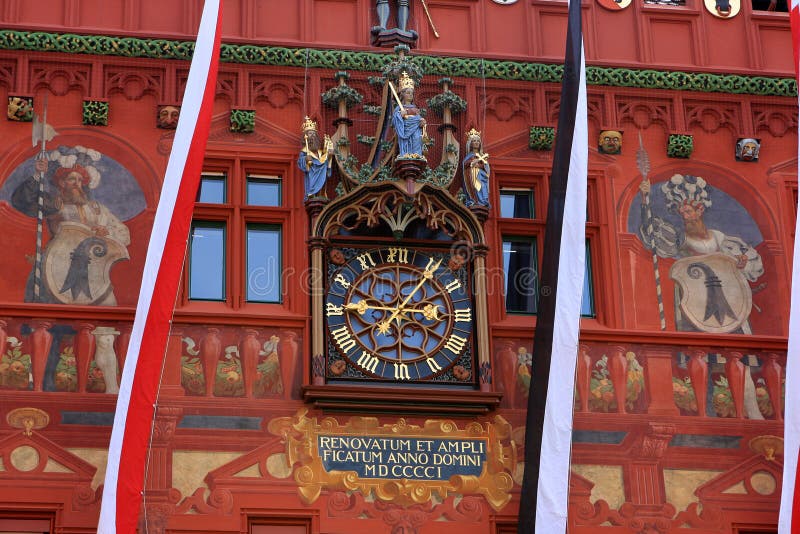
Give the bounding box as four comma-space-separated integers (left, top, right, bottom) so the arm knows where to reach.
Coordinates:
268, 410, 516, 511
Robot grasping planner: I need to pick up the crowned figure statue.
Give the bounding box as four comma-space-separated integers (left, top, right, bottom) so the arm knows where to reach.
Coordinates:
297, 116, 333, 199
391, 72, 427, 158
462, 128, 490, 207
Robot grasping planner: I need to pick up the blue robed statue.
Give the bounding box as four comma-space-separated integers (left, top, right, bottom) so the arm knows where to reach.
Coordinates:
297, 116, 333, 199
462, 128, 490, 207
391, 71, 427, 158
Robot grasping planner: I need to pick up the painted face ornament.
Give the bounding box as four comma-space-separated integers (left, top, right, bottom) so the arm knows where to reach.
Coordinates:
598, 130, 622, 155
157, 105, 181, 129
735, 138, 760, 162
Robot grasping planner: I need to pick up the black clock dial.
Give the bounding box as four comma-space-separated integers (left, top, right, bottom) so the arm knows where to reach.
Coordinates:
325, 247, 473, 381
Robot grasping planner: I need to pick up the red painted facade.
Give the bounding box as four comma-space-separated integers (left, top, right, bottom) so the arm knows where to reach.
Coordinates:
0, 1, 796, 533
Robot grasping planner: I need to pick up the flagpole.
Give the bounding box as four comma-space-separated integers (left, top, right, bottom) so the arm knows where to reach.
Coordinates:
97, 1, 222, 532
781, 4, 800, 531
518, 0, 587, 529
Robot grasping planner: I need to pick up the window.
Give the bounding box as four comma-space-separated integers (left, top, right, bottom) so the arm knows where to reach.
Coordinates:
500, 188, 534, 219
247, 174, 281, 206
497, 172, 601, 321
186, 161, 293, 310
197, 172, 226, 203
189, 222, 226, 300
581, 241, 595, 317
246, 224, 281, 303
503, 237, 538, 314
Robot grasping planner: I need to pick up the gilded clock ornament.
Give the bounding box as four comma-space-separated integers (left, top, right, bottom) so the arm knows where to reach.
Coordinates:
325, 247, 473, 382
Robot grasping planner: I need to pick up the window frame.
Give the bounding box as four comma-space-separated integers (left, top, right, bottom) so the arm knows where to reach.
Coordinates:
246, 173, 283, 207
492, 166, 605, 326
499, 187, 535, 219
196, 171, 228, 204
182, 157, 296, 313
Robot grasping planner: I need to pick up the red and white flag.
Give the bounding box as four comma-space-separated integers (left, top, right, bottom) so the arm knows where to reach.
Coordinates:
782, 4, 800, 531
97, 1, 222, 532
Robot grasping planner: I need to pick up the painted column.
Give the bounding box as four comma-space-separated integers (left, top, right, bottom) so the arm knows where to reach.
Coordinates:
641, 345, 680, 416
30, 320, 52, 392
473, 244, 491, 392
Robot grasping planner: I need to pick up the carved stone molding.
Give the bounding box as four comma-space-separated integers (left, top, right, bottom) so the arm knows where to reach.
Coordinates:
105, 67, 164, 101
314, 182, 484, 246
632, 423, 676, 460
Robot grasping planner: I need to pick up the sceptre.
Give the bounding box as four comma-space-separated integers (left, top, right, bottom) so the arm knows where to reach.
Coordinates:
30, 97, 57, 302
419, 0, 440, 38
387, 80, 405, 115
637, 132, 667, 331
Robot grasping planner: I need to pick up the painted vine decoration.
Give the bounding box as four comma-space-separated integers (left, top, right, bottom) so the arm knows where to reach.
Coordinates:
229, 109, 255, 133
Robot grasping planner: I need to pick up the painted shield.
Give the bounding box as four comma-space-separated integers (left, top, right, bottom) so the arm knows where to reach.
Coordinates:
670, 253, 751, 334
42, 221, 129, 305
598, 0, 632, 10
704, 0, 741, 18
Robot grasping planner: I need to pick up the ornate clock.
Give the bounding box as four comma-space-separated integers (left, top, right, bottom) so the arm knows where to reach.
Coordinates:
304, 182, 499, 413
325, 247, 473, 383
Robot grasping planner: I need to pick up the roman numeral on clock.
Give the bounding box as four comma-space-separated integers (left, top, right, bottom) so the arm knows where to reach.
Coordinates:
330, 325, 356, 353
444, 334, 468, 354
445, 279, 462, 293
356, 252, 376, 270
356, 351, 380, 374
425, 357, 443, 373
393, 362, 410, 380
386, 247, 409, 263
454, 308, 472, 322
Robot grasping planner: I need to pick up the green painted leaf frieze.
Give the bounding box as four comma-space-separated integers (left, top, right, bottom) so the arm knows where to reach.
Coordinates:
0, 30, 795, 97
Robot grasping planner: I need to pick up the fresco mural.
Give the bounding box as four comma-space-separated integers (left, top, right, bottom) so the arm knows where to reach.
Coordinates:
0, 144, 146, 305
628, 172, 770, 419
179, 327, 299, 399
628, 173, 765, 335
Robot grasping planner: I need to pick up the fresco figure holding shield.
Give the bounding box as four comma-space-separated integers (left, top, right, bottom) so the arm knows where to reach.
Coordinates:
11, 149, 130, 305
638, 174, 763, 333
637, 173, 765, 419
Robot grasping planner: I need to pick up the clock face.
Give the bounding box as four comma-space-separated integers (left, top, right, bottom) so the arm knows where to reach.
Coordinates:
325, 247, 473, 382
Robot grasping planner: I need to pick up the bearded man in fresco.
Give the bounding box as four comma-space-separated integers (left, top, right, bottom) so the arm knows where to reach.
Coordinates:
638, 173, 765, 419
11, 158, 130, 305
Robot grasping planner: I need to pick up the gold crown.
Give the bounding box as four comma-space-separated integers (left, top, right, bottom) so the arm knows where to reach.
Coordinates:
398, 71, 415, 91
466, 128, 481, 140
301, 116, 317, 132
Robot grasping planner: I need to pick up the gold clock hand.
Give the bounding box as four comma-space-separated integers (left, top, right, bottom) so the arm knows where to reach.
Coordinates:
421, 303, 441, 321
378, 258, 442, 332
345, 301, 407, 314
350, 302, 442, 318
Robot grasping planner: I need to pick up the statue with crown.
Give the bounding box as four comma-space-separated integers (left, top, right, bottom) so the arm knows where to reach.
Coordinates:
298, 116, 334, 200
462, 127, 490, 209
390, 71, 427, 159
